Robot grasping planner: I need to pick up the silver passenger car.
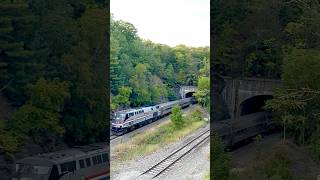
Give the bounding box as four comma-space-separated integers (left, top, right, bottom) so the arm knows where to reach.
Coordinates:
12, 143, 109, 180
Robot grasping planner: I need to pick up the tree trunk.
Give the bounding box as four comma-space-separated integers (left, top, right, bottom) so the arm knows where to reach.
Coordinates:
283, 124, 286, 144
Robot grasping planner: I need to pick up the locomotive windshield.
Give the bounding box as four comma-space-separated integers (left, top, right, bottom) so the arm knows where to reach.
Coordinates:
113, 113, 126, 123
12, 163, 52, 180
16, 163, 51, 175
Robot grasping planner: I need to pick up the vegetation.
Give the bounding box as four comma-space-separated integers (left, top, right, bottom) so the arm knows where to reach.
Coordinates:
110, 17, 209, 110
0, 0, 108, 153
264, 0, 320, 158
194, 56, 210, 110
203, 171, 210, 180
211, 134, 231, 180
230, 147, 292, 180
213, 0, 320, 178
112, 108, 206, 161
170, 105, 184, 129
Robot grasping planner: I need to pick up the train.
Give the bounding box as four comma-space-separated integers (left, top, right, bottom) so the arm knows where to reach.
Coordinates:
11, 143, 109, 180
111, 97, 196, 135
213, 111, 277, 148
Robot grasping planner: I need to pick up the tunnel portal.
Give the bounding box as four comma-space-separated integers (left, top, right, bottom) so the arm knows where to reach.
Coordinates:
239, 95, 273, 116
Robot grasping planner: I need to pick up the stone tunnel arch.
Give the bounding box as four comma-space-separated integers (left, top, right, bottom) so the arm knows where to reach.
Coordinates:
239, 95, 273, 116
185, 91, 195, 98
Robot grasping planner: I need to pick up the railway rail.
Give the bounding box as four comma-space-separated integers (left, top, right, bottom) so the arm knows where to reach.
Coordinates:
140, 128, 210, 179
110, 135, 120, 141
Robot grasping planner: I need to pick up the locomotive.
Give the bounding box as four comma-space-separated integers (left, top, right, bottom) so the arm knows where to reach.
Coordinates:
11, 143, 109, 180
112, 97, 195, 135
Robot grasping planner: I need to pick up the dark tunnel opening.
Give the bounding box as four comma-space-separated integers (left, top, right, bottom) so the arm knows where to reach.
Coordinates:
240, 95, 273, 116
185, 92, 195, 98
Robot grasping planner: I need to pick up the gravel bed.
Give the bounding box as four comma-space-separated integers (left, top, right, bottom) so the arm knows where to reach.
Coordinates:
159, 139, 210, 180
111, 124, 209, 180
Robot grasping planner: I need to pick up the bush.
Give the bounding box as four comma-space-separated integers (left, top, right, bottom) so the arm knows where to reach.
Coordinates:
192, 107, 203, 121
211, 135, 231, 180
170, 105, 184, 129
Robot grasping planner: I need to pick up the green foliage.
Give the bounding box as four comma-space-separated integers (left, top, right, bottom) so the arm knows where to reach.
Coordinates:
170, 105, 184, 129
230, 148, 292, 180
211, 135, 230, 180
310, 125, 320, 160
214, 0, 320, 161
110, 17, 209, 108
112, 87, 132, 110
0, 121, 19, 153
8, 78, 69, 144
0, 0, 108, 151
282, 48, 320, 89
192, 107, 203, 121
194, 76, 210, 108
27, 78, 70, 112
0, 1, 36, 104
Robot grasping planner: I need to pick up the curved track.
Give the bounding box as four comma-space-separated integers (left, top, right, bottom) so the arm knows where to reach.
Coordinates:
139, 129, 210, 179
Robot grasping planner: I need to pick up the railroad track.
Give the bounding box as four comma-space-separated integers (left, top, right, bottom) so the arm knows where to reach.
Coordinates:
140, 128, 210, 179
110, 135, 120, 141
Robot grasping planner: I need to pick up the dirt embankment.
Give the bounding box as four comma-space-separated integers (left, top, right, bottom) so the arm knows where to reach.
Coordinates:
231, 133, 320, 179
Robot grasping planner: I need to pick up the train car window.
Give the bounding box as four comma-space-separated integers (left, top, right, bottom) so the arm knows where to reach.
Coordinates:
102, 153, 108, 162
85, 158, 91, 167
97, 155, 102, 164
79, 159, 85, 168
92, 155, 103, 165
92, 156, 98, 165
60, 161, 76, 173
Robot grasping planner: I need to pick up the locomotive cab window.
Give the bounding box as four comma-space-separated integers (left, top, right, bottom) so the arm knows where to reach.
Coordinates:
60, 161, 76, 173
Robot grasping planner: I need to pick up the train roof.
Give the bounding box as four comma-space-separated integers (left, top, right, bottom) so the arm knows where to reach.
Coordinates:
17, 143, 108, 165
158, 97, 192, 107
114, 98, 192, 114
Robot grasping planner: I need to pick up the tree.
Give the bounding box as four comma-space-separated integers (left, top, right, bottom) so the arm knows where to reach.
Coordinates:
194, 76, 210, 108
170, 105, 184, 129
112, 86, 132, 110
211, 134, 231, 180
0, 1, 36, 104
9, 78, 69, 146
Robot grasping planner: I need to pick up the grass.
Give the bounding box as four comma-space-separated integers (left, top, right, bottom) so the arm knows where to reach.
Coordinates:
203, 171, 210, 180
112, 107, 207, 162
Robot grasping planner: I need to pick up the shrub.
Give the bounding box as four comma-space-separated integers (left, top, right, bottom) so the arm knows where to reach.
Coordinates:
192, 107, 203, 121
170, 105, 184, 129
